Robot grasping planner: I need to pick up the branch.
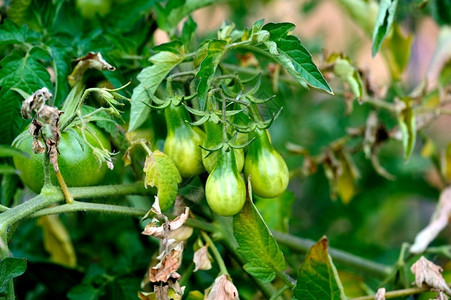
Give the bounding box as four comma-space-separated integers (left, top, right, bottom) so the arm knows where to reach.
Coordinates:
349, 284, 451, 300
271, 231, 392, 279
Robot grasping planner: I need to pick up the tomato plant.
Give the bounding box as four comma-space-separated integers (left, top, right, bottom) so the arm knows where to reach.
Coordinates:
0, 0, 450, 299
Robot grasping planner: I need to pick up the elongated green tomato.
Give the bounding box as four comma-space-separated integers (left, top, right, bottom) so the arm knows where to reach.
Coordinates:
13, 124, 111, 193
244, 128, 289, 198
206, 148, 246, 216
201, 120, 244, 173
163, 104, 205, 178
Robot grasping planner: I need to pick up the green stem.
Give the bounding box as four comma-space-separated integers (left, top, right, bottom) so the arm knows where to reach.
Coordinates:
349, 285, 440, 300
271, 231, 392, 279
201, 231, 229, 275
29, 201, 149, 218
276, 270, 295, 288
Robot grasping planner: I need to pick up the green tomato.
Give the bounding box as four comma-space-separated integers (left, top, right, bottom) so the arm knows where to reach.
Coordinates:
164, 104, 205, 178
206, 148, 246, 216
244, 128, 289, 198
13, 124, 111, 193
76, 0, 112, 19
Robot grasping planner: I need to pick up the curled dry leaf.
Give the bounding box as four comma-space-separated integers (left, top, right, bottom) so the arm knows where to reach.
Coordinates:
168, 225, 193, 242
193, 246, 212, 272
410, 256, 451, 295
410, 187, 451, 254
68, 52, 116, 86
375, 287, 386, 300
149, 242, 184, 282
21, 87, 53, 119
142, 219, 166, 239
207, 275, 239, 300
154, 285, 169, 300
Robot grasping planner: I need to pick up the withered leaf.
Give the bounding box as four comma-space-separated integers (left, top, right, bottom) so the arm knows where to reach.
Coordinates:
149, 242, 184, 283
375, 287, 386, 300
206, 275, 239, 300
193, 246, 212, 272
410, 256, 451, 295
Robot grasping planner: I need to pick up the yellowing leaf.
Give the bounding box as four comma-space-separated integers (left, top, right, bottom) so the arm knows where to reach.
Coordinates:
143, 150, 182, 211
398, 98, 416, 162
37, 215, 76, 268
384, 23, 413, 80
336, 152, 360, 204
293, 237, 346, 300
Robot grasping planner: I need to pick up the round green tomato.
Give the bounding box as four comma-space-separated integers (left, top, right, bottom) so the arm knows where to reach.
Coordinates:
76, 0, 112, 19
244, 129, 289, 198
13, 125, 111, 193
205, 149, 246, 216
164, 126, 205, 178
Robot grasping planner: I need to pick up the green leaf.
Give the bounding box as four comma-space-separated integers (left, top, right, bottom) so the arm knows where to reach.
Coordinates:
0, 165, 18, 175
156, 0, 225, 32
0, 145, 28, 158
196, 39, 228, 108
129, 51, 184, 131
262, 23, 332, 94
0, 19, 36, 46
0, 257, 27, 294
398, 98, 416, 162
1, 174, 19, 207
293, 237, 346, 300
371, 0, 399, 57
143, 150, 182, 212
47, 43, 72, 106
255, 191, 294, 233
67, 283, 103, 300
233, 190, 286, 282
0, 49, 52, 144
384, 23, 413, 80
181, 15, 197, 49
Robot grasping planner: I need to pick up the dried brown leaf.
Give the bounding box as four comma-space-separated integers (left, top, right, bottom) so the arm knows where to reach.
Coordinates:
154, 285, 169, 300
193, 246, 212, 272
168, 207, 189, 231
207, 275, 239, 300
410, 187, 451, 254
142, 220, 166, 239
410, 256, 451, 295
168, 226, 193, 242
149, 242, 184, 283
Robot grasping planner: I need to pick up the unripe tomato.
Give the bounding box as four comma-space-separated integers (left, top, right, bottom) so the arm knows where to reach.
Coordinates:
76, 0, 112, 19
163, 104, 205, 178
201, 120, 244, 173
13, 124, 111, 193
205, 148, 246, 216
244, 128, 289, 198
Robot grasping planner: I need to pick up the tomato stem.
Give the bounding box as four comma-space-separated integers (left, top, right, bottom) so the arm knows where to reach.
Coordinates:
55, 171, 74, 204
200, 231, 229, 276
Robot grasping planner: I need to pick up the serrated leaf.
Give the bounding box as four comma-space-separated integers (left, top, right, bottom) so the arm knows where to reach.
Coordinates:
233, 193, 286, 282
0, 19, 34, 46
37, 215, 77, 268
398, 98, 416, 162
0, 257, 27, 294
293, 237, 346, 300
129, 51, 184, 131
384, 23, 413, 80
196, 39, 228, 108
262, 23, 332, 94
0, 49, 52, 143
255, 191, 294, 233
371, 0, 399, 57
143, 150, 182, 212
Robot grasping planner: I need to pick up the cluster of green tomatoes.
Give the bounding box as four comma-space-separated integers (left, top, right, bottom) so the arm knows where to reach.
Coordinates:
163, 101, 289, 216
